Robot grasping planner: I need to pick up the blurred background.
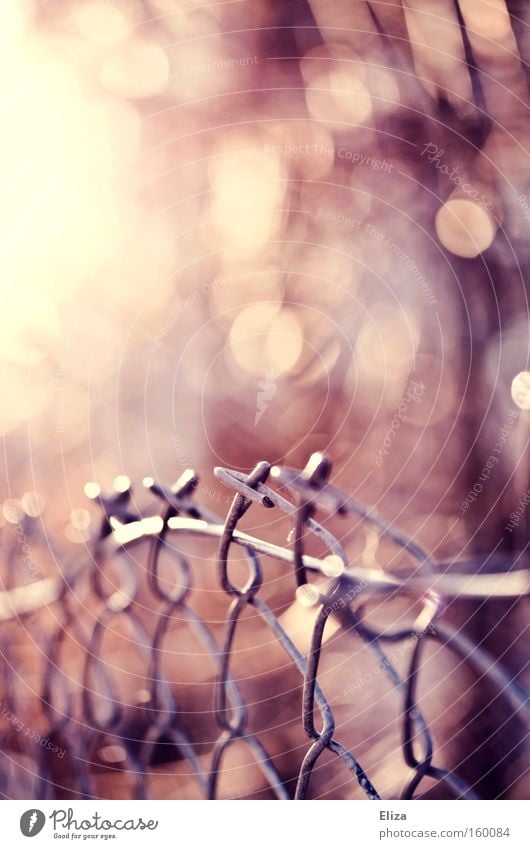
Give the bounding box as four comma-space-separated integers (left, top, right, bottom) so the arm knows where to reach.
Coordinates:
0, 0, 529, 799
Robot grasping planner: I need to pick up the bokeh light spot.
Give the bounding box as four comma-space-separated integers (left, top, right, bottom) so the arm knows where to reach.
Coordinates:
435, 199, 496, 258
511, 371, 530, 410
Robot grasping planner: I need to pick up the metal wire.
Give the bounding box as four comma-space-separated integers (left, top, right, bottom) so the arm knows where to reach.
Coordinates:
0, 452, 528, 800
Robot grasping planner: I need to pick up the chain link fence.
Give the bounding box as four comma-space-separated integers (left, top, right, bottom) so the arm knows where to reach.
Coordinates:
0, 453, 528, 800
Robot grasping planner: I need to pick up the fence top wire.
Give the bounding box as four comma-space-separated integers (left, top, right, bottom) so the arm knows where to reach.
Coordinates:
0, 451, 529, 800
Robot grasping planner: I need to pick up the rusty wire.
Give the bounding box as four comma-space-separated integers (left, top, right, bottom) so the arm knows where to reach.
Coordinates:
0, 452, 529, 800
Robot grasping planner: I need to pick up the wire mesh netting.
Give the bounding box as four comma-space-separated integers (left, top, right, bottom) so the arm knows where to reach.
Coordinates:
1, 453, 528, 800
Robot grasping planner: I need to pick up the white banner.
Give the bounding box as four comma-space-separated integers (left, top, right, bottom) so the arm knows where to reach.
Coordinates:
1, 800, 527, 848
